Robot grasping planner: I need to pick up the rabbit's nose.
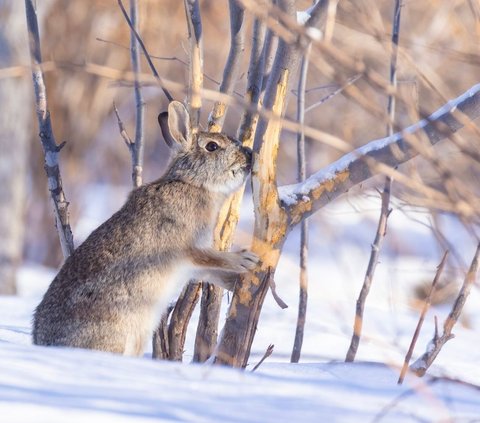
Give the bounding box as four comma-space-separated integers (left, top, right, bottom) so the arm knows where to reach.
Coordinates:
243, 147, 253, 163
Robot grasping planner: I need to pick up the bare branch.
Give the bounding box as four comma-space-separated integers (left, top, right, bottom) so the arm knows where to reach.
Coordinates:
113, 102, 133, 149
129, 0, 145, 188
398, 251, 449, 384
291, 44, 310, 364
345, 177, 392, 362
193, 282, 223, 363
280, 83, 480, 226
208, 0, 245, 132
410, 243, 480, 376
24, 0, 74, 258
152, 302, 175, 360
167, 281, 201, 361
117, 0, 173, 102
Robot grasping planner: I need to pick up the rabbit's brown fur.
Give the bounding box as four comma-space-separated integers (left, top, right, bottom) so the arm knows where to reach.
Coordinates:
33, 101, 257, 356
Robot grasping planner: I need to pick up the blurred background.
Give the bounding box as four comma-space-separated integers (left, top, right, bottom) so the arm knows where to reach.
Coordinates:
1, 0, 480, 296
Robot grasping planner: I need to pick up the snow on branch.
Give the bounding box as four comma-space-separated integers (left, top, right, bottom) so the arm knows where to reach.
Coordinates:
279, 83, 480, 227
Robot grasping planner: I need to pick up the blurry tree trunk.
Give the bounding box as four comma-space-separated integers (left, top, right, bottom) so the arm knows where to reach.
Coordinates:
0, 1, 30, 294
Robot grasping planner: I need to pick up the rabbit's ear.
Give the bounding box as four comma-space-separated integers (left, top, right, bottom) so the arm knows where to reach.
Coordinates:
158, 101, 192, 151
158, 112, 175, 148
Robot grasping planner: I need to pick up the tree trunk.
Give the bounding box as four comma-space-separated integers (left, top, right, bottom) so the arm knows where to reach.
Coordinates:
0, 1, 30, 294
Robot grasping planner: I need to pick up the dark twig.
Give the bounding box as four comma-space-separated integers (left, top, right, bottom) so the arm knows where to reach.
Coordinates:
24, 0, 74, 258
251, 344, 274, 372
411, 243, 480, 376
167, 281, 202, 361
237, 18, 267, 145
269, 277, 288, 309
398, 251, 449, 384
345, 0, 402, 362
291, 44, 310, 364
117, 0, 173, 102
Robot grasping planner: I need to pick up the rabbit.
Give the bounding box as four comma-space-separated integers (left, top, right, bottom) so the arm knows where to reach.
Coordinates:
32, 100, 258, 356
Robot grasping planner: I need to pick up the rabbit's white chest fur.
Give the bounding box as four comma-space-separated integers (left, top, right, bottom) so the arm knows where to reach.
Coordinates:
143, 259, 195, 340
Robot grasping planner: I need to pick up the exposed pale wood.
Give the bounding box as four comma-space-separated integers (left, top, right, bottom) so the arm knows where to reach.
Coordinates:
215, 0, 331, 368
184, 0, 203, 131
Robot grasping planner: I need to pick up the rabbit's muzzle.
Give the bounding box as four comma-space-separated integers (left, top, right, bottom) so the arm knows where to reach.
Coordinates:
242, 146, 253, 172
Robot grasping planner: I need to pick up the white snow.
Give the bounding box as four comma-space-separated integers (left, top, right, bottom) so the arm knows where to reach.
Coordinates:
2, 191, 480, 422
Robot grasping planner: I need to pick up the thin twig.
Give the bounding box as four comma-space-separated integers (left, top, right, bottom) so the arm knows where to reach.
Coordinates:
117, 0, 173, 102
304, 74, 361, 114
251, 344, 274, 372
95, 37, 224, 87
113, 102, 133, 148
410, 243, 480, 376
345, 0, 403, 363
207, 0, 245, 132
398, 251, 449, 384
291, 43, 311, 364
24, 0, 74, 258
129, 0, 144, 188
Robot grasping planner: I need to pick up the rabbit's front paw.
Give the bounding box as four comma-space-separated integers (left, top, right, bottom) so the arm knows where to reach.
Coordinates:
230, 250, 260, 272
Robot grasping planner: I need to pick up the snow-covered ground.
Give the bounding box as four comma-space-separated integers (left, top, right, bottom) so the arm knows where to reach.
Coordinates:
1, 188, 480, 422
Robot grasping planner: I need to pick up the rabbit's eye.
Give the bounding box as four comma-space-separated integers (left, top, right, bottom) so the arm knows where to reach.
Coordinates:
205, 141, 219, 152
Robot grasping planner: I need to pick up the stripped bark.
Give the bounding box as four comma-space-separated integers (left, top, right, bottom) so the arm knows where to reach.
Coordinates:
398, 251, 448, 384
192, 0, 246, 363
214, 0, 331, 368
193, 13, 264, 364
184, 0, 203, 131
410, 243, 480, 376
25, 0, 74, 259
214, 0, 480, 367
291, 47, 310, 364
